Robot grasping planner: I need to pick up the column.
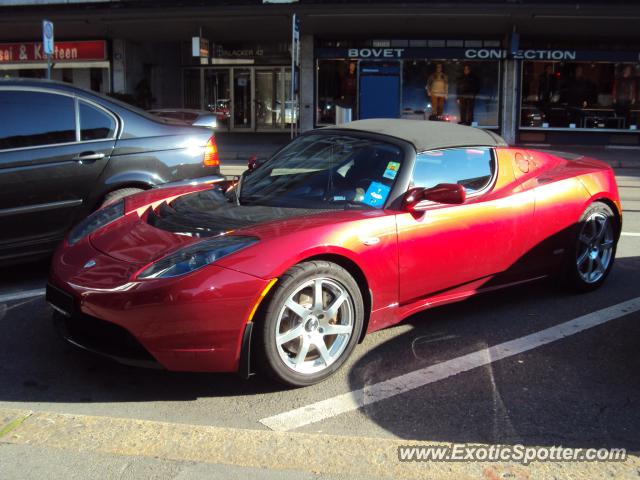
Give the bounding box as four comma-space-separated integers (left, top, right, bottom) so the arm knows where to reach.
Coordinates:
112, 39, 126, 94
500, 58, 519, 145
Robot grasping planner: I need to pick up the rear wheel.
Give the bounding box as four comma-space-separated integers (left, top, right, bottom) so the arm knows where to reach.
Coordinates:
256, 261, 364, 387
565, 202, 618, 292
100, 187, 144, 208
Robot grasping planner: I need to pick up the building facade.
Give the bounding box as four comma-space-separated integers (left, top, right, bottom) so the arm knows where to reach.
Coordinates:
2, 0, 640, 145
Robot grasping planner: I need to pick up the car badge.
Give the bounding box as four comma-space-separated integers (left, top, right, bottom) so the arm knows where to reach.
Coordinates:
83, 259, 97, 269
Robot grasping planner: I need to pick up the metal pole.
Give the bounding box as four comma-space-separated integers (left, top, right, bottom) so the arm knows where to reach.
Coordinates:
47, 55, 52, 80
290, 15, 295, 139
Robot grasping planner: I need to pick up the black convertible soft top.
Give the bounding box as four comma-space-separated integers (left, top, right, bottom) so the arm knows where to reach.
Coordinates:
335, 119, 507, 152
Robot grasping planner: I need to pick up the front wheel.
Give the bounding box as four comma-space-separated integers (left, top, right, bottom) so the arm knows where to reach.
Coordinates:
256, 261, 364, 387
565, 202, 618, 292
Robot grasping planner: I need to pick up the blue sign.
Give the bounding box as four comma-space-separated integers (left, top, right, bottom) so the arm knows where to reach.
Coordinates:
42, 20, 54, 56
363, 182, 391, 208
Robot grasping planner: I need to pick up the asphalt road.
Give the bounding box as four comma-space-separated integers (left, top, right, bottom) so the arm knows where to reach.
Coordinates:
0, 166, 639, 478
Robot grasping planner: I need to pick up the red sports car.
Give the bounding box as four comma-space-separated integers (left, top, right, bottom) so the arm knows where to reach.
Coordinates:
47, 119, 621, 386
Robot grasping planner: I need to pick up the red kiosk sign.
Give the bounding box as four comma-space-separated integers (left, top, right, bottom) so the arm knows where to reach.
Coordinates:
0, 40, 106, 63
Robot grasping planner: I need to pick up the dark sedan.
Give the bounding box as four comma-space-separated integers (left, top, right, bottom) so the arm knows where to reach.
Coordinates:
0, 79, 222, 263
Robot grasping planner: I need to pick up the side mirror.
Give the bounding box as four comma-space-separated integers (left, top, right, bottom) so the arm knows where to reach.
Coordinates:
192, 114, 218, 129
424, 183, 466, 204
402, 183, 466, 212
247, 155, 265, 172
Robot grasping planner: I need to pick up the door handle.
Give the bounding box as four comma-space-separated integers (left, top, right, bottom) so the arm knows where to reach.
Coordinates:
75, 152, 105, 163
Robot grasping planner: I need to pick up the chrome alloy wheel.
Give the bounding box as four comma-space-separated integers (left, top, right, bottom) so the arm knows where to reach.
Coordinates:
576, 211, 614, 284
275, 277, 354, 374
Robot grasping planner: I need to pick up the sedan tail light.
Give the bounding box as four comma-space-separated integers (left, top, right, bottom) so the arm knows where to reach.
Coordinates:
203, 135, 220, 167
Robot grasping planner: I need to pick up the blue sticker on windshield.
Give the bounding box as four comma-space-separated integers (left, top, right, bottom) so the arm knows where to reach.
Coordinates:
382, 161, 400, 180
383, 168, 397, 180
363, 182, 391, 207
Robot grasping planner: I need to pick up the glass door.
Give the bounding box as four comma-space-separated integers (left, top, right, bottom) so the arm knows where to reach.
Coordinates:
232, 68, 253, 130
204, 69, 231, 130
255, 67, 295, 131
183, 68, 202, 109
255, 68, 285, 130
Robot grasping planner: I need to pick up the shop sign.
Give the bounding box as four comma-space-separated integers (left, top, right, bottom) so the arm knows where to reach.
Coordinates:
0, 40, 106, 63
348, 48, 405, 59
464, 49, 577, 60
211, 43, 290, 64
318, 46, 640, 62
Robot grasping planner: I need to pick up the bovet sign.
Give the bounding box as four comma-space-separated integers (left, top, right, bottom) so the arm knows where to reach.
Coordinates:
464, 49, 577, 60
348, 48, 405, 59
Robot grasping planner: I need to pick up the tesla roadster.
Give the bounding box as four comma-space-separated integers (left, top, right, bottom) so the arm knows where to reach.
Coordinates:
47, 119, 621, 386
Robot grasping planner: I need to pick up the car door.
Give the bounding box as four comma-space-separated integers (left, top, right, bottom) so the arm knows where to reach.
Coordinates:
0, 88, 116, 259
396, 147, 535, 306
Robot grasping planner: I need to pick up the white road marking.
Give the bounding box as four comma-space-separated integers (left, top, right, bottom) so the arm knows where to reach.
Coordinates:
260, 297, 640, 432
0, 288, 46, 303
621, 232, 640, 237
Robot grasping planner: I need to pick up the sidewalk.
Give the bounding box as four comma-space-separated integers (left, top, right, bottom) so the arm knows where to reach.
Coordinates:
217, 132, 289, 177
1, 407, 637, 480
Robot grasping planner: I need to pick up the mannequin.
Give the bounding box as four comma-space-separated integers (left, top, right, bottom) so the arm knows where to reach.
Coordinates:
340, 61, 357, 110
426, 63, 448, 117
613, 65, 637, 123
456, 64, 480, 125
537, 64, 557, 104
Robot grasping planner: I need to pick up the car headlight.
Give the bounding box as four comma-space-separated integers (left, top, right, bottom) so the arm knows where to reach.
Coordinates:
135, 235, 258, 280
68, 200, 125, 246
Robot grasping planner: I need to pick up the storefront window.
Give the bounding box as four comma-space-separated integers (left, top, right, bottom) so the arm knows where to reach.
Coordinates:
402, 60, 500, 127
317, 60, 357, 125
520, 62, 640, 130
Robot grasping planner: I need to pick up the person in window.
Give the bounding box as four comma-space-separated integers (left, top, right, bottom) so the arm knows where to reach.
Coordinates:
613, 65, 637, 124
426, 63, 448, 118
456, 64, 480, 125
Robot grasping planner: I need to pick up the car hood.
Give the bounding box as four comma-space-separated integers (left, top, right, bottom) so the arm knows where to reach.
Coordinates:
146, 188, 334, 238
90, 188, 338, 264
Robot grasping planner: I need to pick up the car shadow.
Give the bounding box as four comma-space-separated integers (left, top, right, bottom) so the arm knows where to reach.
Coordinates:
346, 255, 640, 451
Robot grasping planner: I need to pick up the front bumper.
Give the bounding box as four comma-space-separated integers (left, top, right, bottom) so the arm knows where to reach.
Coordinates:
53, 308, 161, 369
48, 239, 270, 373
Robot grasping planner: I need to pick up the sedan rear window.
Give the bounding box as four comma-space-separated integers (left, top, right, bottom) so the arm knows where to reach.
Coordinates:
0, 90, 76, 150
79, 101, 116, 141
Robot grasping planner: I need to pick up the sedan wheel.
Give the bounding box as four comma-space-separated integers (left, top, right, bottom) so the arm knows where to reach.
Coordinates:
257, 261, 364, 387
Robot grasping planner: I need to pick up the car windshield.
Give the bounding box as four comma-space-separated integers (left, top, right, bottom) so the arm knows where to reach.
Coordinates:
239, 134, 404, 209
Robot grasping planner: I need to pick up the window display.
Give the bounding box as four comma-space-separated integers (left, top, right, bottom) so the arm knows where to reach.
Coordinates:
402, 60, 500, 127
520, 62, 640, 130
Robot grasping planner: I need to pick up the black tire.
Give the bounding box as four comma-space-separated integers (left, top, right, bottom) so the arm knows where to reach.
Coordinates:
100, 188, 144, 208
255, 260, 364, 387
564, 202, 618, 292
